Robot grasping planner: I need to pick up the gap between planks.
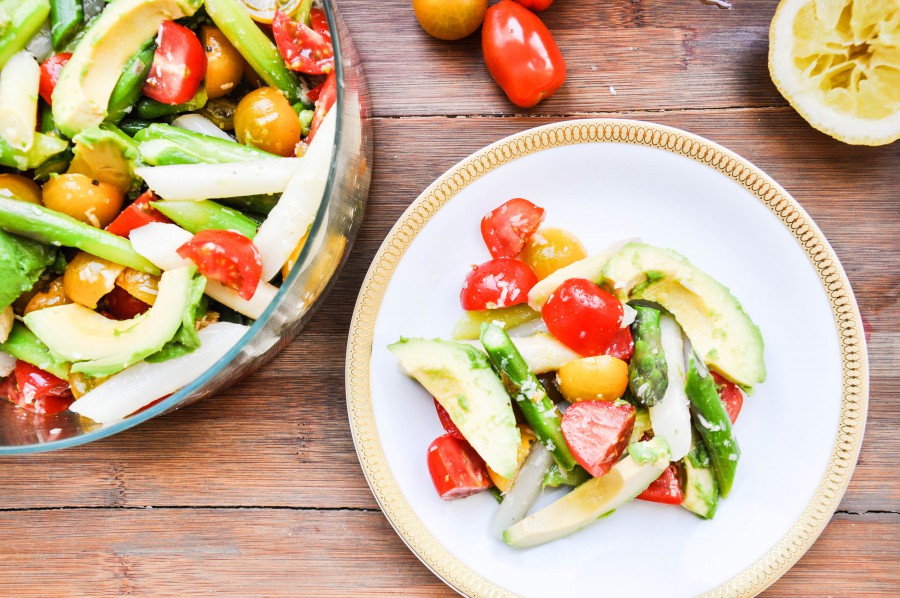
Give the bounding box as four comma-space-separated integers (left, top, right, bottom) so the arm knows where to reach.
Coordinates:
369, 104, 791, 120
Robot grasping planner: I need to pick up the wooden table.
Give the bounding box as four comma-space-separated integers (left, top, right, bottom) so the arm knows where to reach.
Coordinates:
2, 0, 897, 595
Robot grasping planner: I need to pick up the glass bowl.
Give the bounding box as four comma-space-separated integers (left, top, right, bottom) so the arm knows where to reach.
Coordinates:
0, 0, 372, 453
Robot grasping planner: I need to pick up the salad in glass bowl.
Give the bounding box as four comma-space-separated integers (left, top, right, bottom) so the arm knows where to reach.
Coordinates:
390, 197, 766, 547
0, 0, 365, 437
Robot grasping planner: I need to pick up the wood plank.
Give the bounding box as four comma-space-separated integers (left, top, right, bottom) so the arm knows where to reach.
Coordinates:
0, 509, 892, 596
0, 110, 895, 515
338, 0, 786, 116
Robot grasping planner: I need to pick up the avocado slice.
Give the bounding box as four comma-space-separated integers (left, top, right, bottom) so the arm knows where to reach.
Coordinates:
681, 429, 719, 519
68, 123, 142, 192
51, 0, 203, 138
389, 338, 521, 479
602, 242, 765, 389
503, 438, 671, 548
0, 229, 57, 311
23, 266, 199, 377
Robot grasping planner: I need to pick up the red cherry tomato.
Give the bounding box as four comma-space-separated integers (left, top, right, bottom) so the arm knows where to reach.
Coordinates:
482, 0, 566, 108
561, 400, 635, 478
542, 278, 624, 356
460, 258, 538, 310
605, 326, 634, 361
307, 70, 337, 143
309, 7, 332, 42
481, 198, 545, 259
177, 230, 262, 300
1, 361, 74, 415
427, 434, 493, 500
711, 372, 743, 424
142, 21, 207, 105
636, 464, 684, 505
103, 285, 151, 320
514, 0, 554, 10
273, 10, 334, 75
105, 192, 172, 238
39, 53, 72, 105
434, 398, 465, 440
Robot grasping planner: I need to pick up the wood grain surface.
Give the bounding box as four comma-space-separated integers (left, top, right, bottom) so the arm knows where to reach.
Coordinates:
1, 0, 898, 595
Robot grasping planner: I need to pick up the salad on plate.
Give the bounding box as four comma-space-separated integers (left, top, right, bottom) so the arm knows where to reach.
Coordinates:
390, 197, 766, 547
0, 0, 339, 424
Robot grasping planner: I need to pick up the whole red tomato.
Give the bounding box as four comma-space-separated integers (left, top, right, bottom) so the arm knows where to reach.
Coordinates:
482, 0, 566, 108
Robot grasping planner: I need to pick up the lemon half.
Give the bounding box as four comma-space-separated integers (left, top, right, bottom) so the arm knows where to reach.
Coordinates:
769, 0, 900, 145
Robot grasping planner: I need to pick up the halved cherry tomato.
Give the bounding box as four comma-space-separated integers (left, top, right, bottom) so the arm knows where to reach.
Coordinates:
427, 434, 492, 500
310, 7, 332, 42
605, 326, 634, 361
142, 21, 208, 105
2, 361, 74, 415
434, 398, 465, 440
307, 80, 323, 103
38, 53, 72, 106
711, 372, 743, 424
105, 192, 172, 238
460, 258, 538, 310
514, 0, 554, 11
481, 198, 545, 259
273, 10, 334, 75
103, 285, 151, 320
561, 400, 635, 478
482, 0, 566, 108
307, 69, 337, 143
636, 465, 684, 505
177, 230, 262, 300
542, 278, 624, 356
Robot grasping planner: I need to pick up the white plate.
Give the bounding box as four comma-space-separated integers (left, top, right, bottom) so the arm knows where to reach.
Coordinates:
346, 120, 868, 597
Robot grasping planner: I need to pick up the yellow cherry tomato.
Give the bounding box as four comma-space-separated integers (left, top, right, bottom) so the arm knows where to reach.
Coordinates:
519, 227, 587, 280
42, 174, 124, 228
413, 0, 488, 41
487, 426, 537, 493
234, 87, 301, 156
63, 252, 126, 309
556, 355, 629, 402
0, 173, 42, 204
202, 26, 246, 99
116, 268, 160, 306
24, 278, 72, 315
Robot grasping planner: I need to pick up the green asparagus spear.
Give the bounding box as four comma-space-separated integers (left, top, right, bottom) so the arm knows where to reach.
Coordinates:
135, 123, 274, 165
480, 323, 577, 471
452, 303, 539, 340
543, 463, 591, 488
205, 0, 301, 102
152, 200, 259, 239
117, 120, 154, 136
684, 358, 740, 498
0, 133, 69, 170
215, 193, 279, 216
0, 198, 160, 275
50, 0, 83, 50
628, 304, 668, 407
135, 86, 208, 120
0, 0, 50, 69
33, 149, 73, 182
106, 43, 156, 124
0, 322, 70, 379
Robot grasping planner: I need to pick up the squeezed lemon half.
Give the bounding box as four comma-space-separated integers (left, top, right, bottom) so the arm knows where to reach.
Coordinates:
769, 0, 900, 145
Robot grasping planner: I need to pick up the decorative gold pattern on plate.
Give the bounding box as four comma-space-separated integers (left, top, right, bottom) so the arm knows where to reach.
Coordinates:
345, 119, 868, 597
